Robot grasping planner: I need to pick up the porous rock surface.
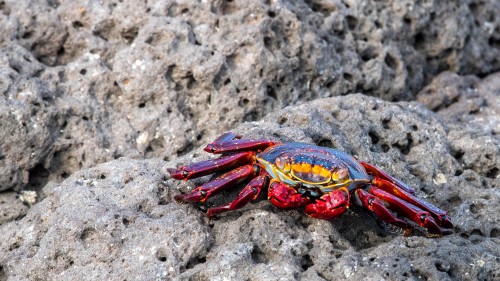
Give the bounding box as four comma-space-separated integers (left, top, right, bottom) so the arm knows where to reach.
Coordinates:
1, 95, 498, 280
1, 0, 500, 280
1, 0, 500, 192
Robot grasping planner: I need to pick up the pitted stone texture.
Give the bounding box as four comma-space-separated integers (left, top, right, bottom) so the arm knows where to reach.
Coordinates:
0, 45, 61, 192
1, 96, 499, 280
0, 158, 210, 280
0, 192, 29, 225
417, 71, 500, 137
1, 0, 500, 194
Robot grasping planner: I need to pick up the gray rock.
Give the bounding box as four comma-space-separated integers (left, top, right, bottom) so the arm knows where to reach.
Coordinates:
0, 44, 60, 192
1, 0, 500, 194
1, 95, 498, 280
0, 192, 29, 225
417, 71, 500, 137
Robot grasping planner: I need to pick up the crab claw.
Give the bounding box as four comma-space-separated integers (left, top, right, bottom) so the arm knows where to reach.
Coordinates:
304, 188, 349, 220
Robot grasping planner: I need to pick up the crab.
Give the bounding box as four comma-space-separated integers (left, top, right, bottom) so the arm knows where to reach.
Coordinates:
168, 132, 453, 236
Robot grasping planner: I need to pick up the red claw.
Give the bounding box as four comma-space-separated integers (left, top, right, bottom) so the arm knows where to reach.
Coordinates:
268, 181, 311, 209
304, 188, 349, 220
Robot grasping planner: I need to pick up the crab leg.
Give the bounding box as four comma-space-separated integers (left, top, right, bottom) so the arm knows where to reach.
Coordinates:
371, 178, 453, 228
204, 134, 280, 154
360, 161, 416, 194
368, 187, 452, 236
167, 151, 255, 180
354, 189, 415, 236
174, 165, 257, 203
206, 174, 270, 217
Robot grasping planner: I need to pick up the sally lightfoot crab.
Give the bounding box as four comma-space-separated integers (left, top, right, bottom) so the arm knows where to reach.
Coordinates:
168, 133, 453, 236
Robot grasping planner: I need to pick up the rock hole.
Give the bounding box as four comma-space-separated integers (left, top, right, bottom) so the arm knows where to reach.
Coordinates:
21, 31, 33, 39
251, 245, 268, 264
414, 32, 425, 50
186, 256, 206, 269
381, 118, 390, 129
470, 203, 483, 214
470, 229, 483, 236
124, 176, 133, 184
156, 248, 168, 262
138, 102, 146, 108
343, 72, 353, 82
368, 131, 380, 144
72, 21, 84, 29
403, 16, 412, 26
264, 36, 272, 49
122, 26, 139, 44
452, 150, 464, 161
243, 109, 259, 122
80, 227, 97, 244
267, 10, 276, 18
381, 144, 390, 152
384, 53, 398, 70
486, 167, 498, 179
0, 1, 10, 16
317, 139, 333, 148
9, 239, 22, 251
346, 15, 358, 30
490, 228, 499, 237
360, 46, 378, 61
238, 98, 249, 107
489, 36, 500, 47
28, 163, 50, 193
301, 254, 314, 271
266, 85, 277, 100
393, 133, 413, 155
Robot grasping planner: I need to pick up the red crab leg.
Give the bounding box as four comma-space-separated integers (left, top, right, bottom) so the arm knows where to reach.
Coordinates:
174, 164, 256, 203
167, 151, 255, 180
360, 161, 416, 195
206, 174, 270, 217
205, 135, 280, 154
304, 188, 350, 220
368, 187, 452, 236
354, 189, 415, 236
268, 181, 311, 209
371, 178, 453, 229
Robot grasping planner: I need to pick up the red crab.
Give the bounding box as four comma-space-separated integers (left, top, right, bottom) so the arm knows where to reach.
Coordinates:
168, 133, 453, 236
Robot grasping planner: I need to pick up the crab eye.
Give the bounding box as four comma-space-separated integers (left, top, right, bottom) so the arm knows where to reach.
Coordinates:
275, 157, 290, 172
332, 167, 349, 182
